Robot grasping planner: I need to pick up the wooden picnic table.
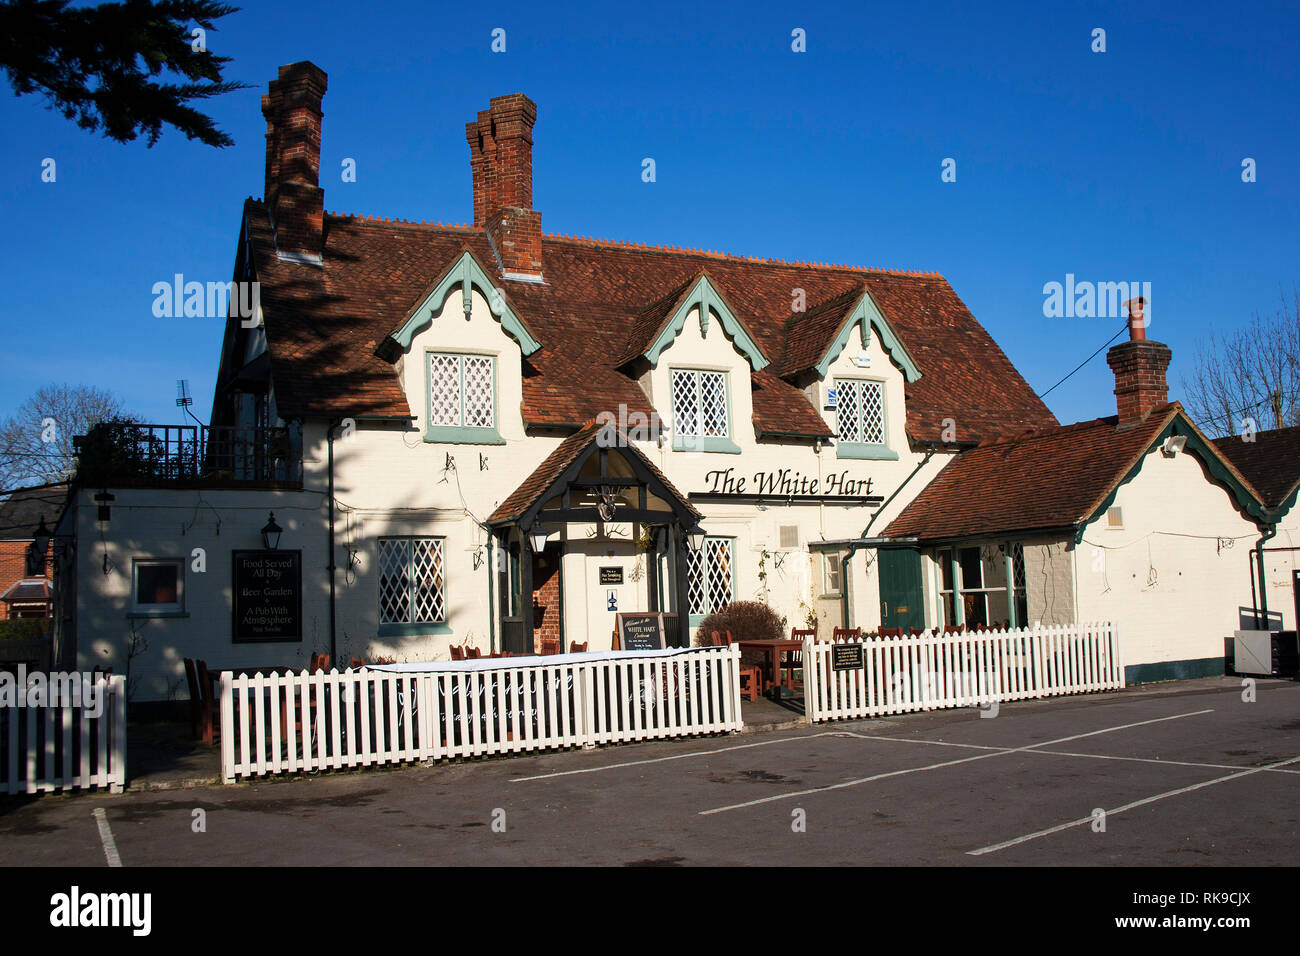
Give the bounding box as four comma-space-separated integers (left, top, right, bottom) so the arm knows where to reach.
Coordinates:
737, 639, 807, 698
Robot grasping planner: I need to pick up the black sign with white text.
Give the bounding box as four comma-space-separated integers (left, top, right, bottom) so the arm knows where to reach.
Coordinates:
232, 550, 302, 643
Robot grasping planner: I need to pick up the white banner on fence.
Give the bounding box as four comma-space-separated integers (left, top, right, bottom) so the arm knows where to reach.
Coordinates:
221, 646, 744, 782
804, 622, 1123, 723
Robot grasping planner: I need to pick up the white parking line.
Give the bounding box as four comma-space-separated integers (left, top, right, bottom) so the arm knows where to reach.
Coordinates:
92, 808, 122, 867
837, 729, 1300, 776
699, 710, 1214, 815
967, 753, 1300, 856
508, 731, 847, 782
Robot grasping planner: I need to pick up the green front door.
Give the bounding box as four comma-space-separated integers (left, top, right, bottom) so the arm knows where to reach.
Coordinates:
878, 548, 925, 631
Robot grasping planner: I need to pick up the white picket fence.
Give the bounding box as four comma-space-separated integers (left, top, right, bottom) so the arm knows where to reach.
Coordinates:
1, 674, 127, 795
804, 622, 1124, 723
221, 645, 744, 782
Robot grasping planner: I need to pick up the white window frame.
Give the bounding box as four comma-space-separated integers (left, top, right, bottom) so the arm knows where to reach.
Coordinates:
822, 552, 844, 597
131, 558, 184, 615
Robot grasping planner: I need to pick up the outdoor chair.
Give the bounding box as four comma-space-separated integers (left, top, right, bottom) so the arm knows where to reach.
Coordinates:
349, 657, 366, 669
711, 631, 762, 702
831, 626, 862, 643
784, 628, 816, 687
878, 627, 904, 638
184, 658, 220, 745
465, 646, 482, 659
569, 641, 588, 653
449, 645, 465, 661
540, 639, 560, 656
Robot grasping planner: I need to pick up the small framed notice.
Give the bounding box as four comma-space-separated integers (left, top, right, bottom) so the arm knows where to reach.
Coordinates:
616, 612, 664, 651
831, 643, 865, 671
599, 566, 624, 585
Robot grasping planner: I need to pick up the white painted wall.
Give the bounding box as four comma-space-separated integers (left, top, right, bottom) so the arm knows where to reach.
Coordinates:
1074, 444, 1260, 668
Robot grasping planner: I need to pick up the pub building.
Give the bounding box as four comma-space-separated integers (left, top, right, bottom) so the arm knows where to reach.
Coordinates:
46, 63, 1289, 701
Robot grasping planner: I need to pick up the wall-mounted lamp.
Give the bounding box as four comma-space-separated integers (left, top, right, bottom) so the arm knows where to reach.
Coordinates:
528, 525, 552, 552
1161, 434, 1187, 458
27, 514, 74, 576
94, 490, 115, 524
261, 512, 284, 550
814, 438, 823, 454
685, 524, 707, 553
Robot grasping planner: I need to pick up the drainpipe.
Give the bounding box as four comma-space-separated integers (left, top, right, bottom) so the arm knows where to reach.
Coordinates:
861, 442, 937, 539
486, 532, 497, 655
327, 419, 339, 665
1253, 521, 1278, 629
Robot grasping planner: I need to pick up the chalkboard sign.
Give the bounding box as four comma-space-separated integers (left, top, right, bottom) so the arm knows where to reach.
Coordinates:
599, 566, 624, 585
831, 643, 865, 671
232, 550, 302, 643
616, 613, 664, 651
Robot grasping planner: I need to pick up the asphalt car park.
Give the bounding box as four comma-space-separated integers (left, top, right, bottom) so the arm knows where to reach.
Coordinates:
2, 677, 1297, 867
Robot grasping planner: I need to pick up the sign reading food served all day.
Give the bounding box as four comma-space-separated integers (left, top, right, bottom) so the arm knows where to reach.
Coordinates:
232, 550, 302, 643
616, 613, 664, 651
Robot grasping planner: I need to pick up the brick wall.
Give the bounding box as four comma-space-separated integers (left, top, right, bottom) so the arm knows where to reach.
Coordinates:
532, 551, 561, 652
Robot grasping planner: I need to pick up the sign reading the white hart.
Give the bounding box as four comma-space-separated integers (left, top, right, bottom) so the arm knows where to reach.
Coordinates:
232, 550, 303, 643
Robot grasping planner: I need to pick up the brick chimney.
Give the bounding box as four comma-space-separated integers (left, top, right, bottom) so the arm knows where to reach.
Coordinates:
467, 94, 543, 281
262, 62, 327, 264
1106, 297, 1171, 428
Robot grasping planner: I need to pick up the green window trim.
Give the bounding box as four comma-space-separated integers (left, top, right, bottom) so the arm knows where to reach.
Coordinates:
670, 367, 739, 454
836, 442, 900, 461
833, 377, 896, 460
686, 535, 736, 628
672, 435, 742, 454
424, 352, 505, 445
378, 622, 455, 639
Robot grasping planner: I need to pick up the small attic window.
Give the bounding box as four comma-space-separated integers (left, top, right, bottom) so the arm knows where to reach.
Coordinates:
1106, 507, 1124, 529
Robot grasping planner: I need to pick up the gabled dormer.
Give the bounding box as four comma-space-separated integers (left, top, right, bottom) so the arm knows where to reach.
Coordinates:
780, 286, 921, 461
619, 272, 769, 454
376, 249, 541, 445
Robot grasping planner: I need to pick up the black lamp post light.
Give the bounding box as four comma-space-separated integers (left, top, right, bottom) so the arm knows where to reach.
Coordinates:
261, 512, 284, 551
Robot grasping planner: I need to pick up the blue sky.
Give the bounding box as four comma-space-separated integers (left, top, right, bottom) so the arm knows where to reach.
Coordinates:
0, 0, 1296, 431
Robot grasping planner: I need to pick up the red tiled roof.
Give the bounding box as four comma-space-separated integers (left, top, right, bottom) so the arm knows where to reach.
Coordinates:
1211, 425, 1300, 511
245, 200, 1055, 443
488, 420, 700, 524
885, 407, 1182, 540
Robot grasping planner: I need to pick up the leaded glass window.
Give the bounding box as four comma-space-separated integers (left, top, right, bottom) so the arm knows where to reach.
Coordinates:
378, 537, 446, 625
834, 378, 885, 445
428, 353, 495, 430
687, 537, 734, 616
671, 369, 729, 439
